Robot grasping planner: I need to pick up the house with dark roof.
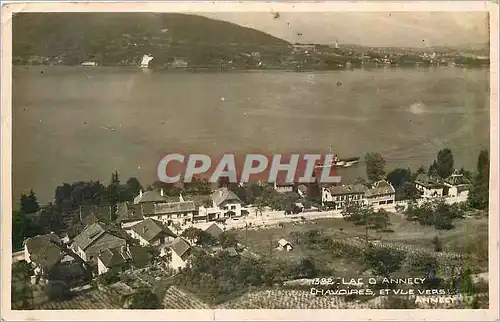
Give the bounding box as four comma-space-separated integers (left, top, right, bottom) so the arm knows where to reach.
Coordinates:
415, 174, 444, 199
79, 205, 113, 224
201, 222, 224, 240
444, 170, 472, 199
128, 218, 177, 247
24, 234, 70, 276
365, 180, 396, 209
24, 234, 90, 285
169, 237, 192, 271
116, 201, 145, 229
97, 245, 153, 275
24, 233, 61, 265
71, 222, 130, 263
133, 189, 168, 205
321, 184, 368, 210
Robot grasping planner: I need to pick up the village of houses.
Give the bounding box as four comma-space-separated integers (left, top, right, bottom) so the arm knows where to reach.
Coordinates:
17, 169, 473, 308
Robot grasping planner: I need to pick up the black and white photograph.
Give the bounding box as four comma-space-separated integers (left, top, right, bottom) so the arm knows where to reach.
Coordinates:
1, 2, 498, 320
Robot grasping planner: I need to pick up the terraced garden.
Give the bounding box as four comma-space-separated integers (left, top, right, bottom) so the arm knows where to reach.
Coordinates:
162, 286, 210, 309
36, 289, 121, 309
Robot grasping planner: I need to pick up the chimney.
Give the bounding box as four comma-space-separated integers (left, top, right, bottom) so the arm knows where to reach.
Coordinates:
160, 188, 164, 196
143, 226, 147, 233
179, 193, 184, 202
139, 189, 143, 197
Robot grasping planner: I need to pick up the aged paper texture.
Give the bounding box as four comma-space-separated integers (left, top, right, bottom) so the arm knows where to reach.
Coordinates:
1, 1, 498, 321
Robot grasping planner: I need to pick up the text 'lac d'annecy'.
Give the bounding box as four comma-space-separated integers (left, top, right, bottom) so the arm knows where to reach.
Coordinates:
157, 153, 342, 184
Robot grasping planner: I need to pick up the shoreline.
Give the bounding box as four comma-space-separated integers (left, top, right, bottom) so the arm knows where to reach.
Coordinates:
12, 64, 490, 73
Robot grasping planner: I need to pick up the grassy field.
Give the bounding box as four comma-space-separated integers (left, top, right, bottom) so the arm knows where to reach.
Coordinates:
234, 214, 488, 273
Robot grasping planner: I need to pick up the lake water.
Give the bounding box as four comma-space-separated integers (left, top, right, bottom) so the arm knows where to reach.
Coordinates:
12, 66, 490, 203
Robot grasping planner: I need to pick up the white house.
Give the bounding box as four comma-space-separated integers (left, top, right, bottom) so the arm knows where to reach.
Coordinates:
444, 170, 472, 199
169, 238, 192, 271
274, 181, 294, 193
198, 188, 244, 221
415, 174, 445, 199
277, 239, 293, 251
213, 188, 244, 217
365, 180, 396, 210
128, 218, 177, 251
297, 184, 308, 198
321, 184, 368, 210
150, 201, 196, 225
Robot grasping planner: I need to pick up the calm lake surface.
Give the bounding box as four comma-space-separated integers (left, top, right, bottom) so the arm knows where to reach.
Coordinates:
13, 66, 490, 203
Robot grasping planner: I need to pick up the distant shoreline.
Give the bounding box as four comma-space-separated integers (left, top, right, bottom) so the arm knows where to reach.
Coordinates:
13, 64, 489, 72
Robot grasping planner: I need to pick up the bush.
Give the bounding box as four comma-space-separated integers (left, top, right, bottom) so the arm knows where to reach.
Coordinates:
406, 253, 439, 278
97, 269, 120, 285
45, 280, 72, 301
434, 212, 454, 230
294, 257, 318, 279
363, 246, 405, 277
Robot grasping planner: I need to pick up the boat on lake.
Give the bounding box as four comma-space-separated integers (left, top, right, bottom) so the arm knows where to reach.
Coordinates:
315, 154, 360, 168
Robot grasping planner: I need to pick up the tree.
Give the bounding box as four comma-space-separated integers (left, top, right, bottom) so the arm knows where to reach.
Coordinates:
219, 231, 238, 248
401, 181, 420, 201
20, 190, 40, 214
370, 209, 391, 231
365, 152, 386, 182
342, 202, 376, 242
198, 231, 218, 247
428, 160, 439, 177
417, 202, 435, 226
129, 289, 161, 309
12, 211, 29, 250
106, 171, 121, 206
181, 227, 204, 244
477, 149, 489, 181
386, 168, 411, 190
363, 246, 405, 277
404, 202, 419, 221
436, 148, 454, 179
125, 177, 142, 195
468, 150, 490, 210
432, 236, 443, 252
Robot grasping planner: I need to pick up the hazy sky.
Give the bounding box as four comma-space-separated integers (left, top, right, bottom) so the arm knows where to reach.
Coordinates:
199, 12, 489, 47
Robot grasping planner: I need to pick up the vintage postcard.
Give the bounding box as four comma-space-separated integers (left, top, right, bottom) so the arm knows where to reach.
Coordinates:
1, 1, 498, 321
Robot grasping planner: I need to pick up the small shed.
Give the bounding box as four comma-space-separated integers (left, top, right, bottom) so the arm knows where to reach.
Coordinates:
277, 239, 293, 251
